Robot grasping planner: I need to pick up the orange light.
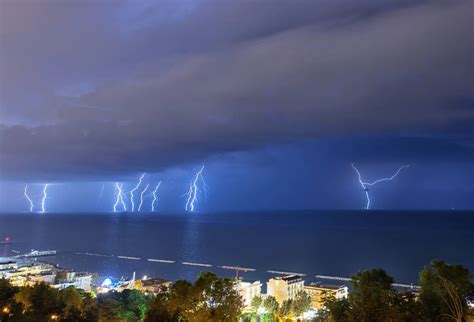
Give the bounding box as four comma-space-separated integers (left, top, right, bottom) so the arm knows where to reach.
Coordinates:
2, 307, 10, 314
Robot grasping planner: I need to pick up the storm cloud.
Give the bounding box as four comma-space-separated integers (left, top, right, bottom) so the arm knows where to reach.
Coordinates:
0, 0, 472, 180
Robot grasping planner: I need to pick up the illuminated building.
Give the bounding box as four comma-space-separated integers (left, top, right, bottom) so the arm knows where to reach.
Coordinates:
138, 277, 171, 294
267, 275, 305, 304
233, 278, 262, 308
304, 282, 349, 310
0, 261, 18, 278
0, 259, 91, 291
52, 272, 92, 291
3, 263, 53, 286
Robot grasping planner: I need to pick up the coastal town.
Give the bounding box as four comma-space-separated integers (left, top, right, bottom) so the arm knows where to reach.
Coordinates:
1, 241, 474, 321
0, 250, 351, 317
4, 245, 474, 321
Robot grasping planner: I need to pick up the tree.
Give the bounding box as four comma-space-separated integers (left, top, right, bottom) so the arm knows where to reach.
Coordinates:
27, 283, 61, 321
349, 268, 401, 321
98, 297, 123, 322
0, 279, 17, 306
0, 279, 23, 321
14, 286, 33, 314
145, 271, 243, 322
392, 291, 421, 322
145, 291, 176, 322
120, 289, 152, 320
419, 260, 473, 322
325, 298, 351, 321
263, 295, 279, 317
292, 290, 311, 316
279, 299, 293, 317
250, 295, 262, 313
193, 271, 243, 321
326, 268, 405, 322
81, 294, 99, 321
60, 286, 83, 317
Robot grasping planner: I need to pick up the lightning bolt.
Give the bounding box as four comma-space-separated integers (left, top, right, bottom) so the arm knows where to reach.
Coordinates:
40, 184, 49, 213
185, 165, 206, 212
138, 184, 150, 212
129, 173, 145, 212
114, 182, 127, 212
151, 181, 162, 212
352, 163, 371, 210
352, 163, 410, 210
98, 184, 105, 201
24, 185, 34, 212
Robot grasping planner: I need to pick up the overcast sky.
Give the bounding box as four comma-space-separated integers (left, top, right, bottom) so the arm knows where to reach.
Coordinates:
0, 0, 472, 212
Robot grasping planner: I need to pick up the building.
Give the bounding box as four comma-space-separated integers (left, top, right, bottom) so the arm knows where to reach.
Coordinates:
267, 275, 305, 304
304, 282, 349, 310
139, 277, 171, 294
4, 263, 53, 287
27, 270, 92, 291
53, 272, 93, 291
0, 261, 18, 278
467, 296, 474, 309
233, 278, 262, 308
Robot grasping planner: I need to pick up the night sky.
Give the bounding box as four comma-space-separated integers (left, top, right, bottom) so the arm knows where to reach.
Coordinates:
0, 0, 473, 212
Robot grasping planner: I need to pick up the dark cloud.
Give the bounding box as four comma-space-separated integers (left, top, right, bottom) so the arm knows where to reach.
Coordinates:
0, 0, 472, 180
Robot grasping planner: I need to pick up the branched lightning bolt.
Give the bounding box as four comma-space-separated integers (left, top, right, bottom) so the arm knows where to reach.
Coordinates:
185, 165, 206, 212
138, 184, 150, 212
363, 165, 410, 186
40, 184, 49, 213
129, 173, 145, 212
114, 182, 127, 212
151, 181, 162, 212
24, 185, 34, 212
352, 163, 371, 210
352, 163, 410, 210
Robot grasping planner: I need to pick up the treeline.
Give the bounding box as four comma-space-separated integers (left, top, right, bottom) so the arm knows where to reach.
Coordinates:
0, 261, 473, 322
0, 271, 241, 322
321, 260, 474, 322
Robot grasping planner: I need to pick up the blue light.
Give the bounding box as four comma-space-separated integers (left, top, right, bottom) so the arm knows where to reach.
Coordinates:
24, 185, 34, 212
138, 183, 150, 212
130, 173, 145, 212
352, 163, 409, 209
102, 278, 112, 287
114, 182, 127, 212
185, 165, 206, 212
40, 184, 49, 213
151, 181, 162, 212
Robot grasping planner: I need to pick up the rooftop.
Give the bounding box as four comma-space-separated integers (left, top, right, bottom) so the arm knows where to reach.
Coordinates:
306, 282, 346, 290
142, 278, 170, 287
273, 275, 304, 283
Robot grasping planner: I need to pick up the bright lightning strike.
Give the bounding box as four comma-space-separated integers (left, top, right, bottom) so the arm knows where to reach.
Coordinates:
24, 185, 34, 212
98, 184, 105, 201
138, 184, 150, 212
352, 163, 410, 210
114, 182, 127, 212
185, 165, 206, 212
40, 184, 49, 213
130, 173, 145, 212
151, 181, 162, 212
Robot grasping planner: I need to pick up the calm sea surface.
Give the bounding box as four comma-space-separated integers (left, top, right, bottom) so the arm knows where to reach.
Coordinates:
0, 211, 473, 285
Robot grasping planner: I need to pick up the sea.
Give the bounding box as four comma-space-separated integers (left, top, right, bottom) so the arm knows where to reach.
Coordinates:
0, 211, 473, 285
